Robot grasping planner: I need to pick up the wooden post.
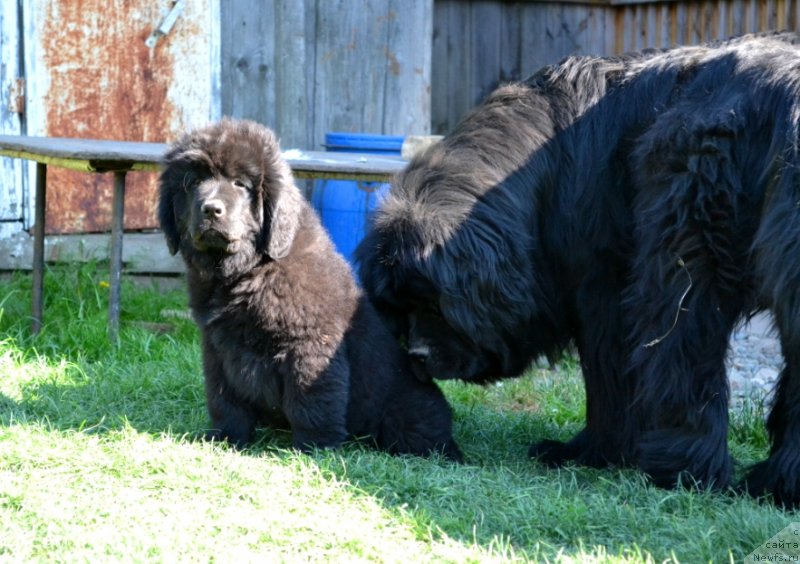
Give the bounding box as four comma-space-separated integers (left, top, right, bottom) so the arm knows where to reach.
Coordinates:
108, 170, 126, 342
31, 163, 46, 335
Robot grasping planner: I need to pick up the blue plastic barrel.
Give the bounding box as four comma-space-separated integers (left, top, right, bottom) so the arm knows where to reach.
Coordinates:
311, 132, 403, 265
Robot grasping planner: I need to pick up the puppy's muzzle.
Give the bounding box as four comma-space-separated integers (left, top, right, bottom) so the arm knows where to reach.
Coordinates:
201, 198, 226, 220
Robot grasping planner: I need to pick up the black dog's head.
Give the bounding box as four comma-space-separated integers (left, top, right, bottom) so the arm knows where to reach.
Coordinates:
357, 222, 506, 384
356, 142, 536, 384
159, 119, 303, 274
356, 81, 575, 384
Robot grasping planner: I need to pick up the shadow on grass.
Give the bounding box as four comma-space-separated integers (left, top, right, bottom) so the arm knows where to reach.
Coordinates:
0, 376, 788, 562
0, 354, 205, 438
0, 366, 582, 556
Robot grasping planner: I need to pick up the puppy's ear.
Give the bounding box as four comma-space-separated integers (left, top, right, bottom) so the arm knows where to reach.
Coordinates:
266, 183, 303, 260
158, 173, 181, 256
259, 130, 303, 260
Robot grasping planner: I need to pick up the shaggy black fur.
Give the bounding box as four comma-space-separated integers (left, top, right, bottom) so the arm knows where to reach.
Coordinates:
357, 32, 800, 505
158, 118, 461, 461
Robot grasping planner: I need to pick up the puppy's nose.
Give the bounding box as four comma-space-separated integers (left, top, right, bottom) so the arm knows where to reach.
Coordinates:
408, 345, 430, 364
201, 199, 226, 218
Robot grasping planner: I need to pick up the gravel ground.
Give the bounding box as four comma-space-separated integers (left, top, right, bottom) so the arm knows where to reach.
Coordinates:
727, 312, 782, 408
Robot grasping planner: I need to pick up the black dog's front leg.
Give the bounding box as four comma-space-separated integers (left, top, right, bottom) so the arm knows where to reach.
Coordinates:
202, 334, 258, 448
530, 262, 634, 468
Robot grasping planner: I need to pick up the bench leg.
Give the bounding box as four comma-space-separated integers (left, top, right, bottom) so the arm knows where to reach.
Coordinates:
31, 163, 46, 335
108, 170, 126, 342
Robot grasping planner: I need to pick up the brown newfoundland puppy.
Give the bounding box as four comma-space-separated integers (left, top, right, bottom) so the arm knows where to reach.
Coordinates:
158, 118, 461, 460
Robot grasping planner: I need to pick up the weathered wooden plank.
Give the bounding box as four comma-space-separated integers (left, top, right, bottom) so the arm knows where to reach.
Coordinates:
442, 0, 473, 133
500, 3, 523, 80
611, 5, 624, 53
768, 0, 779, 29
0, 136, 166, 163
219, 1, 276, 127
582, 5, 609, 56
274, 0, 312, 149
0, 231, 184, 273
704, 0, 717, 41
623, 5, 636, 51
0, 2, 25, 234
0, 151, 158, 173
519, 3, 554, 75
645, 3, 658, 47
470, 1, 503, 106
736, 0, 749, 32
675, 2, 689, 44
557, 3, 592, 55
313, 0, 381, 143
748, 0, 760, 32
777, 0, 789, 30
0, 136, 406, 181
792, 0, 798, 30
282, 149, 406, 179
383, 0, 433, 135
657, 2, 670, 47
719, 0, 731, 38
431, 0, 452, 133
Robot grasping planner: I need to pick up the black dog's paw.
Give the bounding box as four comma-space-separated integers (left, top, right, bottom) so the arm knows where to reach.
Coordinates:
438, 439, 465, 463
529, 439, 578, 467
636, 428, 732, 491
529, 431, 618, 469
740, 457, 800, 509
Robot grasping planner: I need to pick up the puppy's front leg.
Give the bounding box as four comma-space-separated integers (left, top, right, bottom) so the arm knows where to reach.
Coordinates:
202, 334, 258, 447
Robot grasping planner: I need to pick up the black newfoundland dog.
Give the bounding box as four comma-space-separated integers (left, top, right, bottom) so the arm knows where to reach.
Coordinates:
158, 118, 461, 461
357, 33, 800, 505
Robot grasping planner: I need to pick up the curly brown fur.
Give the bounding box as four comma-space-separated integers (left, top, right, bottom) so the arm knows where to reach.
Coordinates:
158, 118, 461, 461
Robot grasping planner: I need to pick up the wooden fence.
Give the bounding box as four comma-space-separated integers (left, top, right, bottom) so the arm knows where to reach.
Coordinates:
431, 0, 800, 133
220, 0, 433, 151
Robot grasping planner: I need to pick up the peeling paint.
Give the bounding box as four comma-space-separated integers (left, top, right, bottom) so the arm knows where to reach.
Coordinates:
31, 0, 215, 234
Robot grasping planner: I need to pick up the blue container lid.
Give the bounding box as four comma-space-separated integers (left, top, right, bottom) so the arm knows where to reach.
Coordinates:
325, 132, 404, 153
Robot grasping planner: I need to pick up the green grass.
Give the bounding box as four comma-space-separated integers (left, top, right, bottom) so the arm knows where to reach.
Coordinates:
0, 263, 793, 562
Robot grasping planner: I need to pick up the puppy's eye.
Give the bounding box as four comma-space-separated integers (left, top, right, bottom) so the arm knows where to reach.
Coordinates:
232, 179, 250, 190
181, 173, 199, 192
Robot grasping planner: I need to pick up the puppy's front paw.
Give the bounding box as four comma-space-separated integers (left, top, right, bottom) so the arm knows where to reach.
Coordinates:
204, 428, 252, 449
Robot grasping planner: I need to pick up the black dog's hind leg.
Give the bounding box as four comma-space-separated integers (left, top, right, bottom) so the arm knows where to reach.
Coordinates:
628, 254, 740, 490
742, 328, 800, 507
742, 199, 800, 507
530, 257, 634, 468
625, 127, 750, 490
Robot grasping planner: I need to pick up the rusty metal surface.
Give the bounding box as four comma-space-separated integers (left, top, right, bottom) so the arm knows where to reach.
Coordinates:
29, 0, 216, 234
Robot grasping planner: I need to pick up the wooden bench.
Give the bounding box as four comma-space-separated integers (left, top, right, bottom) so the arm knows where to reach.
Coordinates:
0, 135, 407, 340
